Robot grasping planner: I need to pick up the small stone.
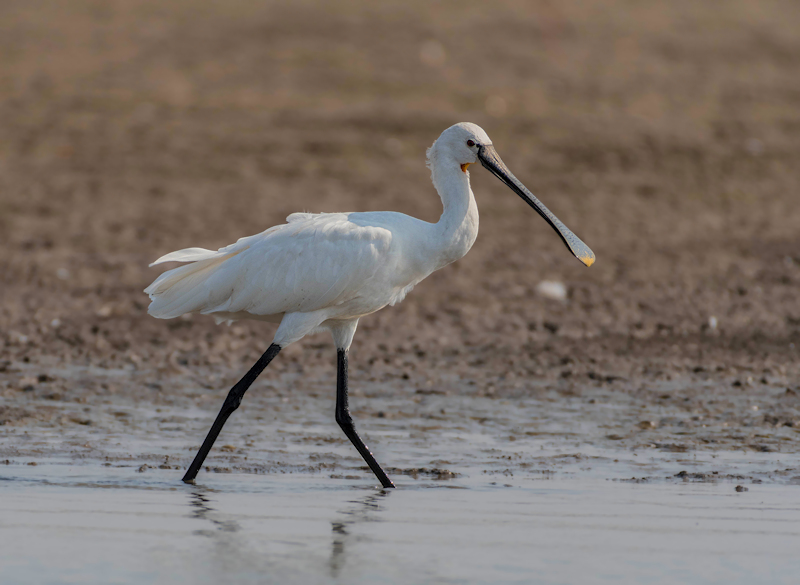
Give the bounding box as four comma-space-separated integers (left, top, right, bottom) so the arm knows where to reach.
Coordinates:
9, 331, 28, 345
536, 281, 567, 302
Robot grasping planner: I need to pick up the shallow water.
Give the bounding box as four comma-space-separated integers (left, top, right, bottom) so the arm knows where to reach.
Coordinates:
3, 367, 800, 583
2, 462, 800, 585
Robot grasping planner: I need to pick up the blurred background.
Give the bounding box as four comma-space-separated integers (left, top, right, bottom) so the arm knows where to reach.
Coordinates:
1, 0, 799, 399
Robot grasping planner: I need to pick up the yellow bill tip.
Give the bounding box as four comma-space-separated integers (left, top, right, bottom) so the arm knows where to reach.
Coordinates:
568, 240, 595, 267
578, 250, 596, 267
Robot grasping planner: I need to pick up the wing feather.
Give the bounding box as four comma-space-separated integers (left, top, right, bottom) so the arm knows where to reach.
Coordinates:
145, 213, 393, 320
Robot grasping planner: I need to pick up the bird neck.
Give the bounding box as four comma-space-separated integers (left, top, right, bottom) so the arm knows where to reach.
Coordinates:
429, 156, 479, 268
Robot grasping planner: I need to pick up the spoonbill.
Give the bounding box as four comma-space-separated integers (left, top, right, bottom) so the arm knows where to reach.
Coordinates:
145, 122, 594, 488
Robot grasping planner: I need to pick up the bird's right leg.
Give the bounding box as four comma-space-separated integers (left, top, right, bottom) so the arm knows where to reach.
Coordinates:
335, 348, 395, 488
182, 343, 281, 483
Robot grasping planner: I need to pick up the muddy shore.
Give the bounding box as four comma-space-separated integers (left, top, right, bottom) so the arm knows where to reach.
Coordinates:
1, 0, 799, 481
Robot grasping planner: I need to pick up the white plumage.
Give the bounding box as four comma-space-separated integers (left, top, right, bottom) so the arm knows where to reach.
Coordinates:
146, 210, 441, 341
145, 122, 595, 488
146, 122, 593, 349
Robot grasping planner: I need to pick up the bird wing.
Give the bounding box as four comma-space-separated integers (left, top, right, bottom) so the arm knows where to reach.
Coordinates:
145, 213, 394, 320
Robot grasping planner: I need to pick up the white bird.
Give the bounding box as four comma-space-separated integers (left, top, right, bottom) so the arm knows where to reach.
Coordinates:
145, 122, 595, 488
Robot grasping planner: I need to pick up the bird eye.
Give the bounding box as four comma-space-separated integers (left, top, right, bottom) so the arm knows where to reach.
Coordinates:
467, 140, 475, 147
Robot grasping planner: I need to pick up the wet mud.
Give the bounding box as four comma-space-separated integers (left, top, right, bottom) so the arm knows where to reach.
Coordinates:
1, 0, 799, 484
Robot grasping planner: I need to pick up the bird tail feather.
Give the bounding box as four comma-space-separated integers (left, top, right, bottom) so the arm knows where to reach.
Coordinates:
144, 248, 245, 319
149, 247, 219, 266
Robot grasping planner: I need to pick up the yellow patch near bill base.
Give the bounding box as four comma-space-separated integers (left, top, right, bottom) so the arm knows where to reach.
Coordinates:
461, 163, 470, 173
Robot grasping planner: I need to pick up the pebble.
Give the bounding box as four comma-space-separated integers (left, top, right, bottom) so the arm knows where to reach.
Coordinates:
536, 281, 567, 302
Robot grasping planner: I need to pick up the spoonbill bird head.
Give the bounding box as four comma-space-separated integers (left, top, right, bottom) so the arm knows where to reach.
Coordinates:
431, 121, 493, 167
435, 122, 596, 268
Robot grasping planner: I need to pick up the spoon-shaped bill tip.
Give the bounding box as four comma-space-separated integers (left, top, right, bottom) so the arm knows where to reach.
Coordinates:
558, 226, 595, 267
573, 243, 596, 268
478, 144, 596, 268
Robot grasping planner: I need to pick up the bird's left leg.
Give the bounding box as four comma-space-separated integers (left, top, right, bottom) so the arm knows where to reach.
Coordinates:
331, 321, 394, 488
182, 343, 281, 483
182, 311, 325, 484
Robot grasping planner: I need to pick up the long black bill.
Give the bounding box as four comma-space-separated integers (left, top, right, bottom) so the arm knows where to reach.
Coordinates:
478, 144, 595, 267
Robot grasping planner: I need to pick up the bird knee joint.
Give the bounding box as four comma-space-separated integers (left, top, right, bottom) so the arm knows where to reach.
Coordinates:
335, 410, 353, 429
223, 393, 242, 412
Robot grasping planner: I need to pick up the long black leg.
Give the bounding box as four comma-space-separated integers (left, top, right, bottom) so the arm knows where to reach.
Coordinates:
182, 343, 281, 483
335, 349, 395, 488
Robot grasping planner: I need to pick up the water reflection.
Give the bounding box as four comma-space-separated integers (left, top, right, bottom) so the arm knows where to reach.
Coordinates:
330, 489, 391, 577
184, 489, 262, 579
189, 490, 241, 536
183, 483, 392, 580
